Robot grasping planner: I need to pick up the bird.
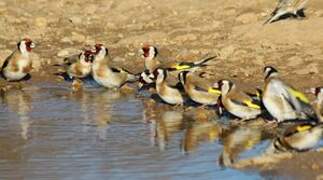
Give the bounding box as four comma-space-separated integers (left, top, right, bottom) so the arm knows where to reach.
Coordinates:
55, 50, 95, 81
61, 44, 94, 65
92, 44, 137, 89
178, 71, 221, 106
68, 50, 94, 79
267, 122, 323, 153
155, 68, 184, 105
139, 45, 216, 73
310, 87, 323, 121
264, 0, 309, 24
217, 80, 262, 120
138, 69, 156, 90
1, 38, 36, 81
262, 66, 317, 123
139, 45, 160, 73
138, 45, 216, 88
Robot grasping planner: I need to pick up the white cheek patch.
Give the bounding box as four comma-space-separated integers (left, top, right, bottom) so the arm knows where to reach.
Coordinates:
148, 74, 155, 79
19, 41, 28, 54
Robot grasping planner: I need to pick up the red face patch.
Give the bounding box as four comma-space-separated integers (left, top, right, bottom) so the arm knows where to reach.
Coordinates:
142, 46, 150, 57
84, 50, 95, 62
95, 44, 103, 54
315, 87, 323, 97
23, 38, 33, 52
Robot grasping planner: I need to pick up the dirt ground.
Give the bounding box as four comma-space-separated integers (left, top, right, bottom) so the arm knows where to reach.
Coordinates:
0, 0, 323, 178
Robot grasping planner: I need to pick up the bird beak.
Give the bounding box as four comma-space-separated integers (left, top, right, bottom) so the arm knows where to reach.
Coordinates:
30, 42, 36, 49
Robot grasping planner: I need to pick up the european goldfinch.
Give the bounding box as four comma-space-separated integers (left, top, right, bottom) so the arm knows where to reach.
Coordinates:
92, 44, 137, 89
264, 0, 308, 24
262, 66, 317, 123
138, 69, 156, 90
55, 50, 94, 81
139, 45, 216, 89
140, 45, 160, 73
67, 50, 94, 79
178, 71, 221, 106
1, 38, 36, 81
267, 122, 323, 153
311, 87, 323, 121
155, 68, 184, 105
217, 80, 262, 120
140, 45, 216, 73
61, 44, 94, 65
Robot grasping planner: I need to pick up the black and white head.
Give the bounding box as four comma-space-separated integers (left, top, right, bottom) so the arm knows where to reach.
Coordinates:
311, 87, 323, 98
140, 45, 158, 60
80, 50, 95, 64
218, 80, 234, 95
138, 70, 156, 90
140, 70, 155, 84
17, 38, 36, 54
94, 43, 108, 59
263, 66, 278, 80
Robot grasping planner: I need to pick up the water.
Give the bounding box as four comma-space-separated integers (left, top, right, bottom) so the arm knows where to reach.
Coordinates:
0, 82, 272, 179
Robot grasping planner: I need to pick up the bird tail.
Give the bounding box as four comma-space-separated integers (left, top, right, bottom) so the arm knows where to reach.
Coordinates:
193, 55, 217, 67
296, 8, 306, 18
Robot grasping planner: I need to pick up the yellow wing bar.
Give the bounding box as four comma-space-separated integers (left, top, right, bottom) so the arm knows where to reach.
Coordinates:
296, 125, 312, 133
243, 100, 261, 110
208, 87, 221, 95
172, 64, 191, 70
287, 88, 310, 104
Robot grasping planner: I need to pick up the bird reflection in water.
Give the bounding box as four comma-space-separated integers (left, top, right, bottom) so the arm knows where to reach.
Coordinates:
218, 122, 263, 167
70, 89, 119, 140
1, 89, 32, 140
181, 108, 222, 153
142, 99, 159, 145
143, 100, 185, 151
155, 110, 185, 150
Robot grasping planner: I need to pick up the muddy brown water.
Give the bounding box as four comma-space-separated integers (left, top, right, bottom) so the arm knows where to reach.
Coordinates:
0, 81, 320, 179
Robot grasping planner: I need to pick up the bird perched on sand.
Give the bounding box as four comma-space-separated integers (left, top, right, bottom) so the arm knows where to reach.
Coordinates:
178, 71, 221, 106
216, 80, 262, 120
262, 66, 317, 123
264, 0, 309, 24
140, 45, 216, 73
1, 38, 36, 81
155, 68, 184, 105
92, 44, 137, 89
138, 45, 216, 88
